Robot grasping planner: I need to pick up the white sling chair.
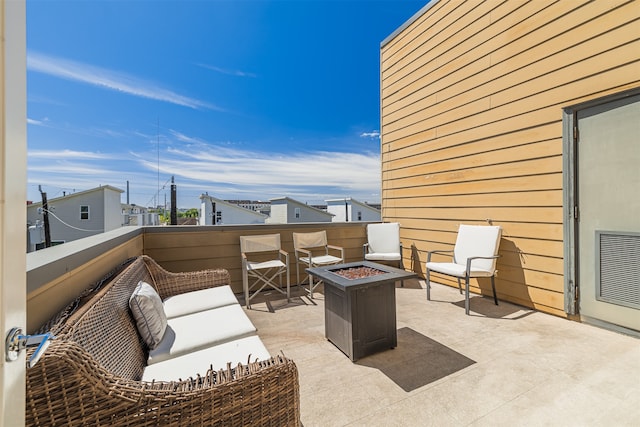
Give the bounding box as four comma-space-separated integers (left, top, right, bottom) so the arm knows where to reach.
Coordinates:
240, 234, 290, 309
293, 230, 344, 299
425, 224, 502, 315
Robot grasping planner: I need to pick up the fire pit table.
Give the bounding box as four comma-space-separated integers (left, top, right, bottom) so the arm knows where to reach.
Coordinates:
306, 261, 417, 361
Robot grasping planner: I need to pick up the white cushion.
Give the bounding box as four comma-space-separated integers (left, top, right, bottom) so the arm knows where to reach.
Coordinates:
148, 304, 257, 365
300, 255, 342, 266
453, 225, 502, 273
366, 223, 400, 254
142, 335, 271, 382
365, 252, 401, 261
426, 262, 495, 278
129, 281, 167, 350
163, 286, 239, 319
247, 259, 286, 271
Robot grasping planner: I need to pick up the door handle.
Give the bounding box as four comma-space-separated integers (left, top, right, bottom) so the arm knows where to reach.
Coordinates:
5, 327, 54, 368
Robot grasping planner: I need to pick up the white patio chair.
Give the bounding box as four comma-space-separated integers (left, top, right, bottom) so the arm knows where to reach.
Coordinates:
425, 224, 502, 315
363, 222, 405, 285
293, 230, 344, 298
240, 233, 290, 309
363, 222, 404, 267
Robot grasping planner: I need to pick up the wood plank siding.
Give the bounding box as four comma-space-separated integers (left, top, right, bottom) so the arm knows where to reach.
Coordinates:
381, 0, 640, 316
143, 223, 369, 294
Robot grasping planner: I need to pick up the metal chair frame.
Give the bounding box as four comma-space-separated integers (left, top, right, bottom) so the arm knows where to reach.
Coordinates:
425, 225, 501, 315
293, 231, 344, 299
240, 234, 290, 308
363, 222, 405, 286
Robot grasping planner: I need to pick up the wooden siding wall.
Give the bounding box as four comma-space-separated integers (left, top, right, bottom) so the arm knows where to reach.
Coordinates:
381, 0, 640, 316
143, 223, 369, 294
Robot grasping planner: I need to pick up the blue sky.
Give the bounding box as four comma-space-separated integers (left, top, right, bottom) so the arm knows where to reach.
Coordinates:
27, 0, 426, 208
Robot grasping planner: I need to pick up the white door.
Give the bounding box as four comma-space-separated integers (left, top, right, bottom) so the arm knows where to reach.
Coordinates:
1, 1, 27, 425
576, 93, 640, 331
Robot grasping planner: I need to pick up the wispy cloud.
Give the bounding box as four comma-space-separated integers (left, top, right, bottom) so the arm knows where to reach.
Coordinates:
360, 131, 380, 139
196, 63, 257, 78
142, 142, 380, 196
28, 149, 115, 160
28, 132, 381, 206
168, 129, 206, 144
30, 161, 117, 176
28, 51, 222, 111
27, 117, 49, 126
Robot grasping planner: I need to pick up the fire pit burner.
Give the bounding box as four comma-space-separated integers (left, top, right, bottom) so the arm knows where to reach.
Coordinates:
331, 266, 386, 280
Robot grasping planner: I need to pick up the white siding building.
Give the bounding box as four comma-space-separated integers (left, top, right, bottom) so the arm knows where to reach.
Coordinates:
26, 185, 124, 251
121, 204, 160, 226
267, 197, 334, 224
199, 194, 267, 225
326, 198, 381, 222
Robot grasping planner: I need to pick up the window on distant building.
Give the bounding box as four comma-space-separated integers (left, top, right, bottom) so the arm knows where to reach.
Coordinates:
80, 205, 90, 220
295, 207, 301, 219
357, 211, 362, 221
216, 211, 222, 224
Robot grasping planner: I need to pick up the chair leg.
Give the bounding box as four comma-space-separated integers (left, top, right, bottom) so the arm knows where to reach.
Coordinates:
491, 275, 498, 305
307, 261, 314, 299
426, 269, 431, 300
278, 269, 291, 303
246, 267, 290, 308
464, 276, 470, 315
398, 259, 404, 287
243, 268, 250, 309
457, 278, 462, 294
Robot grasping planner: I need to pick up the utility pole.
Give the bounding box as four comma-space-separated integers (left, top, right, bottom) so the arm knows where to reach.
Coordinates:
39, 185, 52, 248
345, 199, 349, 222
170, 176, 177, 225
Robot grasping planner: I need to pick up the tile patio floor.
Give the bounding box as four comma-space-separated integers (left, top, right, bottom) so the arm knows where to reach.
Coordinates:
242, 279, 640, 426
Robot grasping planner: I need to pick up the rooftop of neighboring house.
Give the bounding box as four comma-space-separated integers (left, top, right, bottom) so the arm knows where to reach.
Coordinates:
27, 185, 124, 208
269, 196, 334, 217
326, 197, 381, 212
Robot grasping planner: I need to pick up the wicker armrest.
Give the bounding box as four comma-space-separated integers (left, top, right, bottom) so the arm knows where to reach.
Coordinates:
27, 342, 300, 426
142, 255, 232, 300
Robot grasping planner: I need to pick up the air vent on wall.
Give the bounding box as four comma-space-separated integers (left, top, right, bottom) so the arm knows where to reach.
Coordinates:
596, 231, 640, 309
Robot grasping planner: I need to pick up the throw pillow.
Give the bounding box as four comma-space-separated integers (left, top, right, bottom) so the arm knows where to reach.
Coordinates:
129, 281, 167, 350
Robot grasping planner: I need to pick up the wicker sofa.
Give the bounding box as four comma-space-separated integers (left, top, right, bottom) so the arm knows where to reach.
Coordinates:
26, 255, 300, 426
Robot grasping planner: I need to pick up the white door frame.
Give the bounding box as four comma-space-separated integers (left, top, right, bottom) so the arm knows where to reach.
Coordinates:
1, 0, 27, 425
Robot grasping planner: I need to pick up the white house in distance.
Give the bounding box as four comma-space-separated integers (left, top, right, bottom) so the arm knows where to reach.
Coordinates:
121, 204, 160, 226
26, 185, 124, 251
199, 194, 268, 225
326, 197, 381, 222
267, 196, 334, 224
226, 200, 271, 216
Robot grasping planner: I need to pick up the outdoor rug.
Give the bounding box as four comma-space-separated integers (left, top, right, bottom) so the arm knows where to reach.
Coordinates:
356, 327, 475, 392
